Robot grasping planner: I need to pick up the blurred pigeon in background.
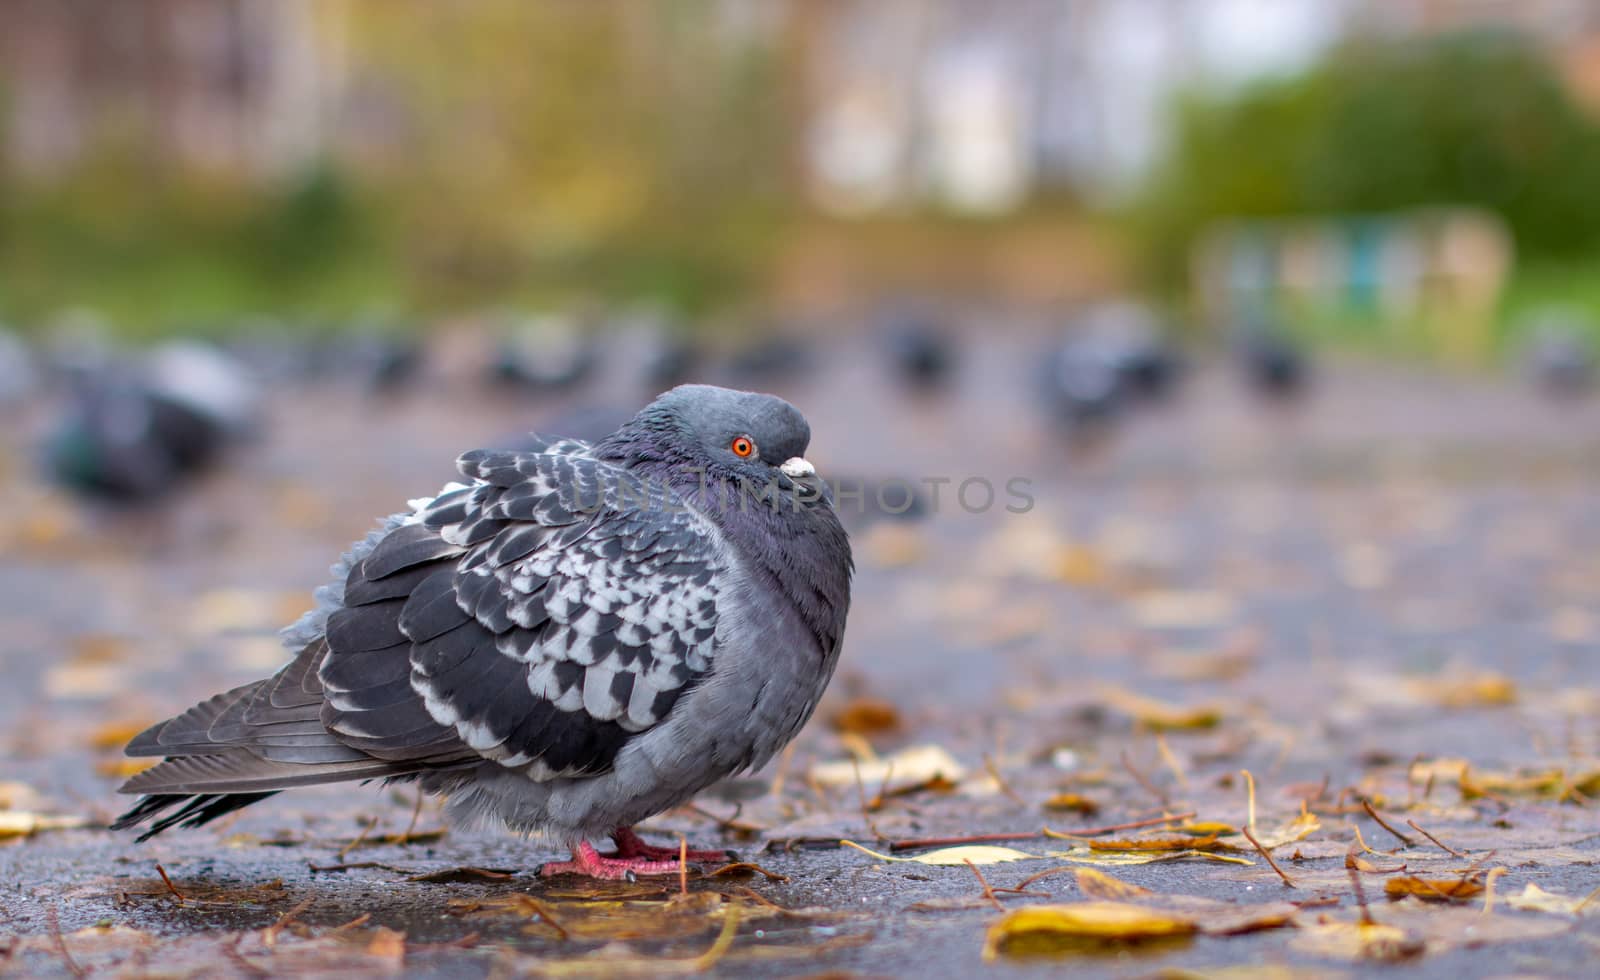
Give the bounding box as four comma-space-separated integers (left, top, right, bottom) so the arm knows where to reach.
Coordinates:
0, 326, 37, 410
45, 341, 261, 503
878, 305, 956, 391
1521, 312, 1595, 398
112, 384, 853, 880
1233, 315, 1308, 399
726, 330, 814, 384
490, 312, 598, 393
1080, 302, 1184, 403
1038, 336, 1126, 437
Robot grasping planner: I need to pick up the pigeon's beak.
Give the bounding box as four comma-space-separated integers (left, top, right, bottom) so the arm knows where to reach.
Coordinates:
780, 457, 815, 479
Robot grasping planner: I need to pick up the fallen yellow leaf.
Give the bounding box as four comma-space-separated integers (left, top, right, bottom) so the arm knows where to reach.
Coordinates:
840, 841, 1042, 867
1048, 847, 1254, 867
1505, 883, 1600, 917
1089, 834, 1220, 852
0, 812, 90, 839
809, 744, 966, 793
984, 903, 1197, 959
1293, 921, 1425, 962
1099, 687, 1223, 730
1042, 793, 1100, 815
86, 720, 150, 751
1073, 868, 1153, 901
1383, 877, 1484, 902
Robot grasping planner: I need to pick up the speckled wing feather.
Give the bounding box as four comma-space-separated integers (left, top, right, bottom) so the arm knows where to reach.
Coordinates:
320, 446, 723, 782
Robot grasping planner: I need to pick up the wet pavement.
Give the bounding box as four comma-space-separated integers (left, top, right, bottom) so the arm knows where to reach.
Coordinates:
3, 333, 1599, 977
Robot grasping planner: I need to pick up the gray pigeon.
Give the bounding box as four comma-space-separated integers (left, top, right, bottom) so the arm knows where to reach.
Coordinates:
113, 385, 853, 879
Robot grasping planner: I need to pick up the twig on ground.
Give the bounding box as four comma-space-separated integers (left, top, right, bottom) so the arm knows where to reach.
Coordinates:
1242, 826, 1296, 888
1406, 819, 1467, 858
1154, 735, 1190, 789
983, 754, 1025, 806
1240, 769, 1258, 835
263, 897, 315, 947
964, 859, 1004, 912
401, 789, 425, 844
155, 863, 188, 904
1480, 867, 1507, 915
1122, 750, 1169, 805
1042, 810, 1198, 842
46, 907, 85, 980
1362, 799, 1416, 848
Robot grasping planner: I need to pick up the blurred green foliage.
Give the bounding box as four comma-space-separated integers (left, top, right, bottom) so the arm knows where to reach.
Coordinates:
1137, 31, 1600, 296
0, 2, 791, 333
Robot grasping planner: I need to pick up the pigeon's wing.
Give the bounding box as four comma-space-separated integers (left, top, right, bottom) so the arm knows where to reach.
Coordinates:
321, 448, 723, 780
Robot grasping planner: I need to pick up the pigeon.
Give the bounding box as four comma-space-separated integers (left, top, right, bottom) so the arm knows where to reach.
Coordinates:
112, 384, 854, 879
1521, 314, 1595, 398
1038, 339, 1125, 433
45, 341, 260, 503
879, 307, 955, 391
489, 313, 599, 393
1232, 316, 1308, 399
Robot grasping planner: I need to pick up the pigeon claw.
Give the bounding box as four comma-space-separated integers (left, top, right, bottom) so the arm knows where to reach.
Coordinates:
539, 840, 687, 880
606, 826, 737, 864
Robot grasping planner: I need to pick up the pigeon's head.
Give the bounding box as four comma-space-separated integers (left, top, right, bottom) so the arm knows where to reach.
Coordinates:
601, 383, 819, 487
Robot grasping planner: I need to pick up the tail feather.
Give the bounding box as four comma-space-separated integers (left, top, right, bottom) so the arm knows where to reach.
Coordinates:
110, 792, 278, 843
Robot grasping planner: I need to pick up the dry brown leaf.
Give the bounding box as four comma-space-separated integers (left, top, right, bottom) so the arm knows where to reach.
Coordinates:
983, 903, 1197, 959
858, 523, 926, 568
1055, 545, 1107, 586
365, 927, 406, 961
94, 758, 158, 779
1049, 847, 1254, 867
1089, 834, 1221, 852
1042, 793, 1100, 815
829, 698, 902, 736
1099, 688, 1222, 730
86, 720, 150, 750
1423, 672, 1517, 708
1073, 868, 1153, 900
1293, 921, 1425, 962
1383, 877, 1484, 902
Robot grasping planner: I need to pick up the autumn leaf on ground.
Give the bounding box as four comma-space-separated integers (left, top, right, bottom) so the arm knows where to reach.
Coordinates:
1098, 687, 1223, 730
1068, 869, 1297, 936
983, 903, 1197, 959
1087, 834, 1221, 852
1383, 876, 1484, 902
1048, 847, 1254, 868
809, 744, 965, 793
1218, 811, 1321, 852
841, 841, 1042, 866
829, 697, 902, 736
0, 811, 90, 839
1506, 883, 1600, 917
1042, 793, 1100, 815
1127, 590, 1236, 630
1073, 867, 1152, 900
1293, 921, 1425, 963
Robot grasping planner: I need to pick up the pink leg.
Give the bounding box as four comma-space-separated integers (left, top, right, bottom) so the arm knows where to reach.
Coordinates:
539, 840, 685, 879
607, 826, 735, 863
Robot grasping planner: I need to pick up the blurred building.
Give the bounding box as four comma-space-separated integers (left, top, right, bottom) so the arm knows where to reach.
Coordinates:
8, 0, 1599, 204
0, 0, 343, 177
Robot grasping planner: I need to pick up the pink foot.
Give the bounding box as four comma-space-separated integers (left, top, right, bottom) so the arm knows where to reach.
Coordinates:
539, 840, 685, 880
607, 826, 736, 863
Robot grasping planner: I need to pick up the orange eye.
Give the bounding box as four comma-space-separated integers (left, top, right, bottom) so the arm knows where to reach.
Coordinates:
730, 436, 755, 458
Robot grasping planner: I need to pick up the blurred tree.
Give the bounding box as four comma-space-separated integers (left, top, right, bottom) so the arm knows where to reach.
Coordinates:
1138, 30, 1600, 292
340, 0, 791, 314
